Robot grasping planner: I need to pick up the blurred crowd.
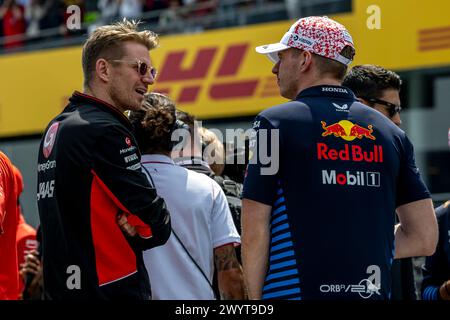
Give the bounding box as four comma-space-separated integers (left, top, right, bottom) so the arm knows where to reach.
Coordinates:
0, 0, 274, 49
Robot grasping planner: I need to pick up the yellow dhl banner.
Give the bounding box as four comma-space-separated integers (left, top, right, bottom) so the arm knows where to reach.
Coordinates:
1, 0, 450, 137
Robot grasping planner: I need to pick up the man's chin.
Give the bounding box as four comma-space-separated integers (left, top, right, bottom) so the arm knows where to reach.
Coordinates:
136, 95, 145, 106
280, 92, 291, 100
128, 101, 143, 112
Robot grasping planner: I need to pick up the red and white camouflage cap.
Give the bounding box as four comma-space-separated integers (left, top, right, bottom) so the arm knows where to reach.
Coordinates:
256, 16, 355, 65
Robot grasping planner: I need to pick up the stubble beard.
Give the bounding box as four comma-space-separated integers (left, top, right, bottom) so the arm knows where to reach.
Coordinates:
109, 82, 138, 113
280, 83, 296, 100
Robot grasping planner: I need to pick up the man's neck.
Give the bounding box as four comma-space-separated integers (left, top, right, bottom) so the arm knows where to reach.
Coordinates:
296, 77, 342, 97
83, 86, 125, 113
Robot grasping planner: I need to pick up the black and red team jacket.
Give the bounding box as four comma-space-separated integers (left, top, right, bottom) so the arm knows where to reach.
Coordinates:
37, 91, 170, 300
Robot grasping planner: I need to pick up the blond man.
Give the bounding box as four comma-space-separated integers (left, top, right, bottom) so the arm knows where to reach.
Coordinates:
37, 20, 171, 300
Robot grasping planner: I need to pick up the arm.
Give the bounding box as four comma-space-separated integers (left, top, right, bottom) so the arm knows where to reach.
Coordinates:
421, 202, 450, 300
214, 244, 246, 300
0, 176, 5, 234
0, 152, 16, 234
394, 198, 438, 259
241, 198, 271, 300
422, 251, 450, 300
93, 125, 171, 250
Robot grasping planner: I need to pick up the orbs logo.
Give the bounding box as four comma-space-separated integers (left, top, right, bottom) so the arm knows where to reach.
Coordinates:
43, 122, 60, 159
321, 120, 375, 141
358, 279, 381, 299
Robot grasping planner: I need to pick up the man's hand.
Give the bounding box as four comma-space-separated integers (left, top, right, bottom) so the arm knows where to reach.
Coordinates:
116, 195, 171, 250
116, 213, 137, 237
439, 280, 450, 300
214, 244, 247, 300
19, 250, 43, 300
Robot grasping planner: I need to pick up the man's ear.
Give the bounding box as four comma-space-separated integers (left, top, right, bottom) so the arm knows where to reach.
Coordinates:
300, 51, 313, 72
96, 59, 110, 83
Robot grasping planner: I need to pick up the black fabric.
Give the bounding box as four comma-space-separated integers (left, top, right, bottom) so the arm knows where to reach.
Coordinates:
37, 91, 170, 299
212, 175, 242, 237
390, 258, 417, 300
421, 202, 450, 299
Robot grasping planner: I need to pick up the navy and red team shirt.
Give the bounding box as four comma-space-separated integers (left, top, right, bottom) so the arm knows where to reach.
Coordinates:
243, 85, 430, 300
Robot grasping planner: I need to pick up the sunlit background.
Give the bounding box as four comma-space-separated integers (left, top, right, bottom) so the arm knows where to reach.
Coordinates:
0, 0, 448, 228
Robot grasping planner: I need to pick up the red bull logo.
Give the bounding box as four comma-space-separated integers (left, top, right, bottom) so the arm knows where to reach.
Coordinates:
317, 143, 383, 163
321, 120, 376, 141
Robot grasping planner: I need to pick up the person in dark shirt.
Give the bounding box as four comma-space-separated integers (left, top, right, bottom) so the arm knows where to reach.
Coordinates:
343, 65, 402, 127
36, 19, 171, 300
421, 128, 450, 300
343, 65, 417, 300
242, 16, 438, 300
421, 200, 450, 300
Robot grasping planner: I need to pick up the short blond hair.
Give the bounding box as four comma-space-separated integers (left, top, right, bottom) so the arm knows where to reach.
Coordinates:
82, 19, 159, 88
199, 127, 225, 176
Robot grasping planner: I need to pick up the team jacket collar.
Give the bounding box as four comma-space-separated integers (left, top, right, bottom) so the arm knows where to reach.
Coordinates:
70, 91, 133, 128
295, 85, 356, 100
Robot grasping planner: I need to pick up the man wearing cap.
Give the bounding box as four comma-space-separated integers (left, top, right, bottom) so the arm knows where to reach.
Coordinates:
241, 16, 438, 300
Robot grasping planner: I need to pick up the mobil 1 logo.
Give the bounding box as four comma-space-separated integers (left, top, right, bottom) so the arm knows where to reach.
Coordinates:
322, 170, 380, 187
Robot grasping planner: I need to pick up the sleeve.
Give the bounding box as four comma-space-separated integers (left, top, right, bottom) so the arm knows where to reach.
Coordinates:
422, 215, 450, 300
0, 153, 18, 299
211, 180, 241, 248
16, 221, 38, 267
421, 204, 450, 300
92, 124, 171, 249
0, 172, 6, 234
242, 115, 279, 205
396, 134, 431, 207
0, 154, 15, 235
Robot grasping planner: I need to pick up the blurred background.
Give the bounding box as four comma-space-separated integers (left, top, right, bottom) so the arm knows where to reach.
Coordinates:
0, 0, 448, 228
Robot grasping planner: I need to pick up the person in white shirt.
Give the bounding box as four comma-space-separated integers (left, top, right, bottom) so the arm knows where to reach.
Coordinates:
129, 92, 246, 300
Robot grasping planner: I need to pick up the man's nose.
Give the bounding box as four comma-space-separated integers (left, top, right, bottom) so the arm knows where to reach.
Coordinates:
272, 61, 280, 75
142, 75, 154, 86
393, 114, 402, 127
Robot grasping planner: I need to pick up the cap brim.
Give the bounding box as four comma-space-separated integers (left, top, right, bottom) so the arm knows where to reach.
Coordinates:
255, 43, 290, 63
